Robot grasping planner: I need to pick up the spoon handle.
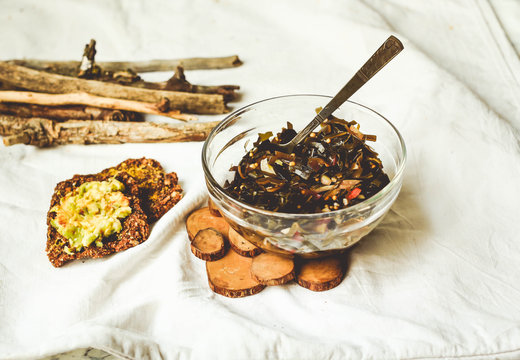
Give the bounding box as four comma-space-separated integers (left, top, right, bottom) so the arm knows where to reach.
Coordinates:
287, 35, 404, 149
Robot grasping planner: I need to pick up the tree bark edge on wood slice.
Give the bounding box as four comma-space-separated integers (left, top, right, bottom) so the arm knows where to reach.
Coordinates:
296, 255, 346, 292
251, 252, 295, 286
185, 207, 230, 241
228, 227, 262, 257
206, 249, 265, 298
208, 198, 221, 217
190, 228, 227, 261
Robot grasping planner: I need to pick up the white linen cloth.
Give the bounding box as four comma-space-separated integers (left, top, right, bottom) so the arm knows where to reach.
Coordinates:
1, 0, 520, 359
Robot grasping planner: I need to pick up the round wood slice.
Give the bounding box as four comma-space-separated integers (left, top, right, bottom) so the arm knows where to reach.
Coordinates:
186, 207, 229, 241
190, 228, 227, 261
206, 250, 265, 298
251, 252, 295, 286
296, 255, 345, 291
208, 198, 221, 217
228, 227, 262, 257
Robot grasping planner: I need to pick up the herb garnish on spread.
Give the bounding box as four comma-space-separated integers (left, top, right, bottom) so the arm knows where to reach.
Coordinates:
224, 113, 390, 213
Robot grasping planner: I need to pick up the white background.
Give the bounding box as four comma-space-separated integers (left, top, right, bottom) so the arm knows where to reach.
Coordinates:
1, 1, 520, 359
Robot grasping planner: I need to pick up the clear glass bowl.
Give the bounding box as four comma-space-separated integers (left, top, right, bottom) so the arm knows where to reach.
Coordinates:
202, 95, 406, 258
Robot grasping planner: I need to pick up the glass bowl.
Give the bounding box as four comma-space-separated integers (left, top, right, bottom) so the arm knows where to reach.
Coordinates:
202, 95, 406, 258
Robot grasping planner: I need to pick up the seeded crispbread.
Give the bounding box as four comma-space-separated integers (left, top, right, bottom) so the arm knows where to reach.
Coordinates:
46, 172, 150, 268
100, 158, 183, 223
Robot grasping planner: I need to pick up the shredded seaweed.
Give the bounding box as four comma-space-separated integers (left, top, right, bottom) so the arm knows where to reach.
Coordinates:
224, 113, 390, 214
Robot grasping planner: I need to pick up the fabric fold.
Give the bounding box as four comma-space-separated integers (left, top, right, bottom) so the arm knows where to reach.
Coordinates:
1, 1, 520, 359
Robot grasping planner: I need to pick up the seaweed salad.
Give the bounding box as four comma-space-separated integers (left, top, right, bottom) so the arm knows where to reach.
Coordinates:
224, 112, 390, 214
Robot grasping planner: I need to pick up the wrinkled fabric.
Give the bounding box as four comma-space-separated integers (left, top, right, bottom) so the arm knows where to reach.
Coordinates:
1, 0, 520, 359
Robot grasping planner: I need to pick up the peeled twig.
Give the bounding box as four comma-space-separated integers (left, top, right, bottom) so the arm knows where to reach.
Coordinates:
0, 102, 142, 122
8, 55, 242, 76
0, 115, 219, 147
0, 62, 228, 114
0, 91, 195, 122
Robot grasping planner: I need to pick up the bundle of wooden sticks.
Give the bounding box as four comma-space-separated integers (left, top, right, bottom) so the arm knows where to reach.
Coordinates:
0, 40, 242, 147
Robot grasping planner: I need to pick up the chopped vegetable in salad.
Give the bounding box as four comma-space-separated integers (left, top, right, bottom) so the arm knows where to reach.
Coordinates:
224, 111, 390, 214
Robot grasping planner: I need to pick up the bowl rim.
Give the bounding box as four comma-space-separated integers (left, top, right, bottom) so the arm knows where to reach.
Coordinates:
201, 94, 407, 219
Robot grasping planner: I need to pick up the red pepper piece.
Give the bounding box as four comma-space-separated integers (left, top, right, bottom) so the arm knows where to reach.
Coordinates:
347, 187, 361, 201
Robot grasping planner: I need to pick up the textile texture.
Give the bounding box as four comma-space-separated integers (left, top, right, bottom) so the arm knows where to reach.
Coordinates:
1, 0, 519, 359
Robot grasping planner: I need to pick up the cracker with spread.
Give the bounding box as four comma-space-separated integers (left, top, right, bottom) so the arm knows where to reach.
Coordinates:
46, 158, 183, 267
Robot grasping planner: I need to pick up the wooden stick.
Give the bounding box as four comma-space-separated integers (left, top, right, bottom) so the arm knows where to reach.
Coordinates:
0, 115, 219, 147
0, 102, 142, 122
8, 55, 242, 75
70, 62, 240, 101
132, 80, 240, 102
0, 91, 195, 122
0, 62, 228, 114
191, 84, 240, 100
0, 81, 18, 90
156, 66, 240, 101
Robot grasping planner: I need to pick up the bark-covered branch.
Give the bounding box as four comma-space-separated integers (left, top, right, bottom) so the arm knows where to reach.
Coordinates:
82, 66, 241, 101
0, 102, 142, 122
0, 115, 219, 147
7, 55, 242, 76
0, 62, 228, 114
147, 66, 240, 101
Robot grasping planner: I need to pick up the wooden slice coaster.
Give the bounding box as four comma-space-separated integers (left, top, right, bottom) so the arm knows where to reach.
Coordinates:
186, 207, 230, 241
228, 227, 262, 257
190, 228, 227, 261
296, 255, 345, 292
251, 252, 295, 286
208, 198, 221, 217
206, 250, 265, 298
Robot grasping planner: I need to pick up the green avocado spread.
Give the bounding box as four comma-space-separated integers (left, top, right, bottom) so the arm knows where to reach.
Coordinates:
50, 178, 132, 254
